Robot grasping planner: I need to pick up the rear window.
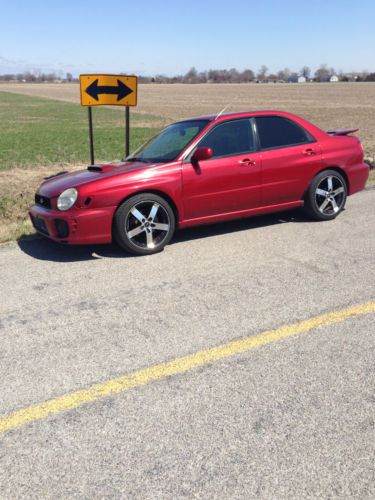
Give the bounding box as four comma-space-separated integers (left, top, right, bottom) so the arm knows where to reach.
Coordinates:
256, 116, 310, 149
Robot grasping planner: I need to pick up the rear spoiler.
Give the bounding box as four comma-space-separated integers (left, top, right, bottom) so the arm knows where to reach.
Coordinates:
327, 128, 359, 136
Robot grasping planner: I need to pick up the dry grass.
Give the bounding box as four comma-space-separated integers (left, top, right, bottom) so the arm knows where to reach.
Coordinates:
368, 169, 375, 186
1, 82, 375, 157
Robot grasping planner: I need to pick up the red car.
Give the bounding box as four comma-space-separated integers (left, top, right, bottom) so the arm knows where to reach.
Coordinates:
29, 110, 369, 255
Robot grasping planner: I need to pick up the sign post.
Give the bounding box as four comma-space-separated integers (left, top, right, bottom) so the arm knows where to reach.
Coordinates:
88, 106, 95, 165
79, 74, 138, 164
125, 106, 130, 158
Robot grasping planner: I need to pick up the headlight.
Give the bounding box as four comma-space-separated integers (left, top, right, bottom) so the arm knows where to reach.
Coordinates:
57, 188, 78, 211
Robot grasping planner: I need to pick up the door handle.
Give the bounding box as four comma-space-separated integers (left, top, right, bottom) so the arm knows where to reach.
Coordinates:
303, 148, 317, 156
239, 158, 256, 166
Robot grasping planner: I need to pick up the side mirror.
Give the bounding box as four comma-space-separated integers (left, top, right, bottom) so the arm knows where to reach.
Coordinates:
191, 147, 213, 163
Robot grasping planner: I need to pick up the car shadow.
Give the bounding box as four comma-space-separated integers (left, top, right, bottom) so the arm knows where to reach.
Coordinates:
172, 209, 312, 245
17, 209, 312, 263
17, 237, 128, 262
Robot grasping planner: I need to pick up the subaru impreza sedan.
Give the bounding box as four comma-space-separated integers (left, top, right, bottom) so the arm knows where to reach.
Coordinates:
30, 110, 369, 255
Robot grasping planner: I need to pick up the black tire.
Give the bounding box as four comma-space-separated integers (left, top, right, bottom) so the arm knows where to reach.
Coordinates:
304, 169, 347, 221
114, 193, 175, 255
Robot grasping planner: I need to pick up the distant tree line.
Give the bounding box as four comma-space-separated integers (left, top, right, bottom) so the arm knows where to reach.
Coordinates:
142, 65, 375, 83
1, 66, 374, 83
0, 71, 75, 83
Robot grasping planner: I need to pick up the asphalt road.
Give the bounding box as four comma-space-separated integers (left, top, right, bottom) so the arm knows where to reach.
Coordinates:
0, 189, 374, 499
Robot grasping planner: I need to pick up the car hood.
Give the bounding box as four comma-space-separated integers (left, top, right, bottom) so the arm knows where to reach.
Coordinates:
38, 161, 153, 198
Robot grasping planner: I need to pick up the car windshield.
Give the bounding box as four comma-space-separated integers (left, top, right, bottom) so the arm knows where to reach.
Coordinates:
126, 120, 209, 163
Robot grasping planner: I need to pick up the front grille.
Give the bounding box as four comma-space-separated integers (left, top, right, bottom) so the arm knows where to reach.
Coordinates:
35, 194, 51, 209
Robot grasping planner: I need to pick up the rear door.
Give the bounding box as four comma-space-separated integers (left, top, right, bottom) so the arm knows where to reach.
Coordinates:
182, 118, 262, 220
255, 115, 322, 205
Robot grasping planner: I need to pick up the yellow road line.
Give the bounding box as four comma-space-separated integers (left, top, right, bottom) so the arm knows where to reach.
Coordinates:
1, 301, 374, 434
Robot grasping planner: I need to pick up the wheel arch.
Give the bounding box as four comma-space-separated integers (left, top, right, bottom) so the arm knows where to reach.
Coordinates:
304, 166, 350, 200
112, 189, 180, 230
323, 166, 349, 192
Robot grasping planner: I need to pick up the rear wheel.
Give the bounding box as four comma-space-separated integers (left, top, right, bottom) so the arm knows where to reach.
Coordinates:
304, 170, 347, 221
114, 193, 175, 255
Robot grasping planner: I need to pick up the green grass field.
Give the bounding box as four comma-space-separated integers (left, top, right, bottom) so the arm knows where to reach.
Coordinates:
0, 91, 162, 170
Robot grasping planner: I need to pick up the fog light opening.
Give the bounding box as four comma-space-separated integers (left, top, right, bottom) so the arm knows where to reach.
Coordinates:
54, 219, 70, 238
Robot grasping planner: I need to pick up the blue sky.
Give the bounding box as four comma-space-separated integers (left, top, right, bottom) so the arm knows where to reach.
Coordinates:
1, 0, 374, 76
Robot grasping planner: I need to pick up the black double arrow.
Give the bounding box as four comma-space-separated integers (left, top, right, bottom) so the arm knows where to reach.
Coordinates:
85, 78, 133, 102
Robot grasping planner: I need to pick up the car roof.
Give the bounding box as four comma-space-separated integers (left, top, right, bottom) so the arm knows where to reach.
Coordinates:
175, 110, 297, 124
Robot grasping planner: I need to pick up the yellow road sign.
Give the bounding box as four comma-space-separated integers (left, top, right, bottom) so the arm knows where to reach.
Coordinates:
80, 74, 137, 107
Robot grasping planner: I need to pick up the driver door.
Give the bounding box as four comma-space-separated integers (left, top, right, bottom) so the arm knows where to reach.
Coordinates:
182, 118, 262, 220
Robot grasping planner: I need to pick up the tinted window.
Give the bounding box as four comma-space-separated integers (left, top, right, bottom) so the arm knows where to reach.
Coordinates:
198, 119, 254, 158
256, 116, 309, 149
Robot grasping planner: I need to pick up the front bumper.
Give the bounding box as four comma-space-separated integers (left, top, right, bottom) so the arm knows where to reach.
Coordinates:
29, 204, 115, 245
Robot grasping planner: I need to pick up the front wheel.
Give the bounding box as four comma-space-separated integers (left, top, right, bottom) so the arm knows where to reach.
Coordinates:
304, 170, 347, 221
114, 193, 175, 255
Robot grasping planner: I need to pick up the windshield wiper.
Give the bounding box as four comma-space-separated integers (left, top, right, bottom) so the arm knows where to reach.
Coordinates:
125, 157, 152, 163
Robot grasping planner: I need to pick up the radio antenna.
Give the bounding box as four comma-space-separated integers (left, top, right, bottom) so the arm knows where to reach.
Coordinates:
214, 104, 230, 120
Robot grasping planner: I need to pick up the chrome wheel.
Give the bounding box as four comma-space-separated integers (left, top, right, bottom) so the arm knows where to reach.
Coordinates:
315, 175, 345, 216
125, 200, 170, 250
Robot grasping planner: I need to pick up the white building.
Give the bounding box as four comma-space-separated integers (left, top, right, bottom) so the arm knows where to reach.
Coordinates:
298, 76, 306, 83
330, 75, 339, 82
